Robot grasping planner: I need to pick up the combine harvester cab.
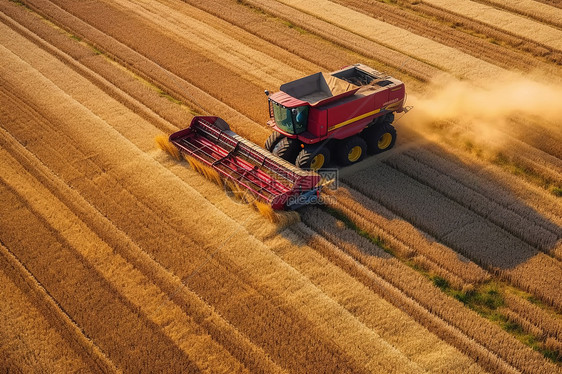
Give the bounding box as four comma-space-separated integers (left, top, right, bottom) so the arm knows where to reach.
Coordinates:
169, 116, 322, 210
265, 63, 407, 170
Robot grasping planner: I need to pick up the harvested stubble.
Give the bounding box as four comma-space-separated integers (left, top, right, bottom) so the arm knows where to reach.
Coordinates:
327, 186, 490, 286
0, 247, 94, 373
1, 38, 330, 371
344, 161, 562, 310
271, 225, 488, 373
1, 125, 284, 374
300, 207, 558, 373
477, 0, 562, 30
110, 0, 308, 89
7, 0, 562, 370
273, 0, 506, 80
385, 149, 560, 254
333, 0, 559, 76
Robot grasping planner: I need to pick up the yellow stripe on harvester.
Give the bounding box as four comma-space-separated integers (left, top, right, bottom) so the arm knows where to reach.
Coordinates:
328, 109, 380, 132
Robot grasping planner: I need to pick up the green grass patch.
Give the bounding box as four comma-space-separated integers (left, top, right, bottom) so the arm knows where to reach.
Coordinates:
281, 20, 308, 34
322, 206, 560, 361
551, 187, 562, 197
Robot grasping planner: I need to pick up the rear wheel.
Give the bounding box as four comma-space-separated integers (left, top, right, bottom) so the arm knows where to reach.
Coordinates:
336, 136, 367, 166
364, 123, 397, 154
264, 131, 284, 152
296, 146, 331, 170
273, 137, 300, 163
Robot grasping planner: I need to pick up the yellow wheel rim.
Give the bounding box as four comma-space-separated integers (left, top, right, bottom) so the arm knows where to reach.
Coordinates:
348, 146, 362, 162
378, 133, 392, 149
310, 154, 325, 170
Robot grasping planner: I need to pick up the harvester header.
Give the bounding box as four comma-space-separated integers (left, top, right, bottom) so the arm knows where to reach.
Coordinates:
169, 116, 322, 210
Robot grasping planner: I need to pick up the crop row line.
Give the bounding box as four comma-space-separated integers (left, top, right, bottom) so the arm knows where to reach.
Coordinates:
0, 240, 117, 373
0, 18, 391, 370
297, 207, 557, 373
386, 150, 560, 255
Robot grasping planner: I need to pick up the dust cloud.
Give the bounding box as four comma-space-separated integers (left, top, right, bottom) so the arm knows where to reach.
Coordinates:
404, 73, 562, 148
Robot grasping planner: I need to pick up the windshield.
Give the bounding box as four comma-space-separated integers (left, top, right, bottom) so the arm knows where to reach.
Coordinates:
271, 101, 308, 135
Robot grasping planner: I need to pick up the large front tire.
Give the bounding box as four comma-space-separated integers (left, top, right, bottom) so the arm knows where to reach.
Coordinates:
264, 131, 284, 152
296, 146, 331, 170
273, 137, 300, 163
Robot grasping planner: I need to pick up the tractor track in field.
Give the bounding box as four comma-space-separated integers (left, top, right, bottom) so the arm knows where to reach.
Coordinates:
316, 192, 562, 372
0, 68, 358, 374
2, 0, 561, 371
0, 71, 368, 373
294, 209, 556, 374
15, 0, 556, 318
0, 119, 285, 374
0, 10, 485, 372
17, 0, 556, 308
420, 0, 562, 53
0, 161, 205, 373
0, 8, 486, 372
340, 157, 562, 308
0, 242, 117, 373
16, 0, 561, 172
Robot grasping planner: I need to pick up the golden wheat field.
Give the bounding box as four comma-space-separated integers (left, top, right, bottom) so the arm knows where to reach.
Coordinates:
1, 0, 562, 372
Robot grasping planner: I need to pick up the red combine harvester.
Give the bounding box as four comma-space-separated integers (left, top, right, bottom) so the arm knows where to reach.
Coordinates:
264, 63, 406, 169
169, 64, 406, 210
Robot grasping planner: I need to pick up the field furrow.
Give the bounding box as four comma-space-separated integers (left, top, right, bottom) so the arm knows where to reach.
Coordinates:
0, 54, 367, 374
0, 243, 111, 373
0, 121, 287, 374
0, 15, 484, 372
19, 0, 269, 142
2, 0, 561, 370
343, 160, 562, 307
327, 186, 491, 286
109, 0, 313, 88
0, 160, 205, 373
268, 0, 507, 80
334, 0, 561, 75
298, 207, 557, 374
270, 224, 490, 374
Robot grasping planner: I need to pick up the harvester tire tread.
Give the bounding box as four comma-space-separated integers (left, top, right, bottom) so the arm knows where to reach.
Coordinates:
336, 136, 367, 166
274, 137, 300, 163
265, 131, 284, 152
364, 123, 397, 154
296, 146, 331, 170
